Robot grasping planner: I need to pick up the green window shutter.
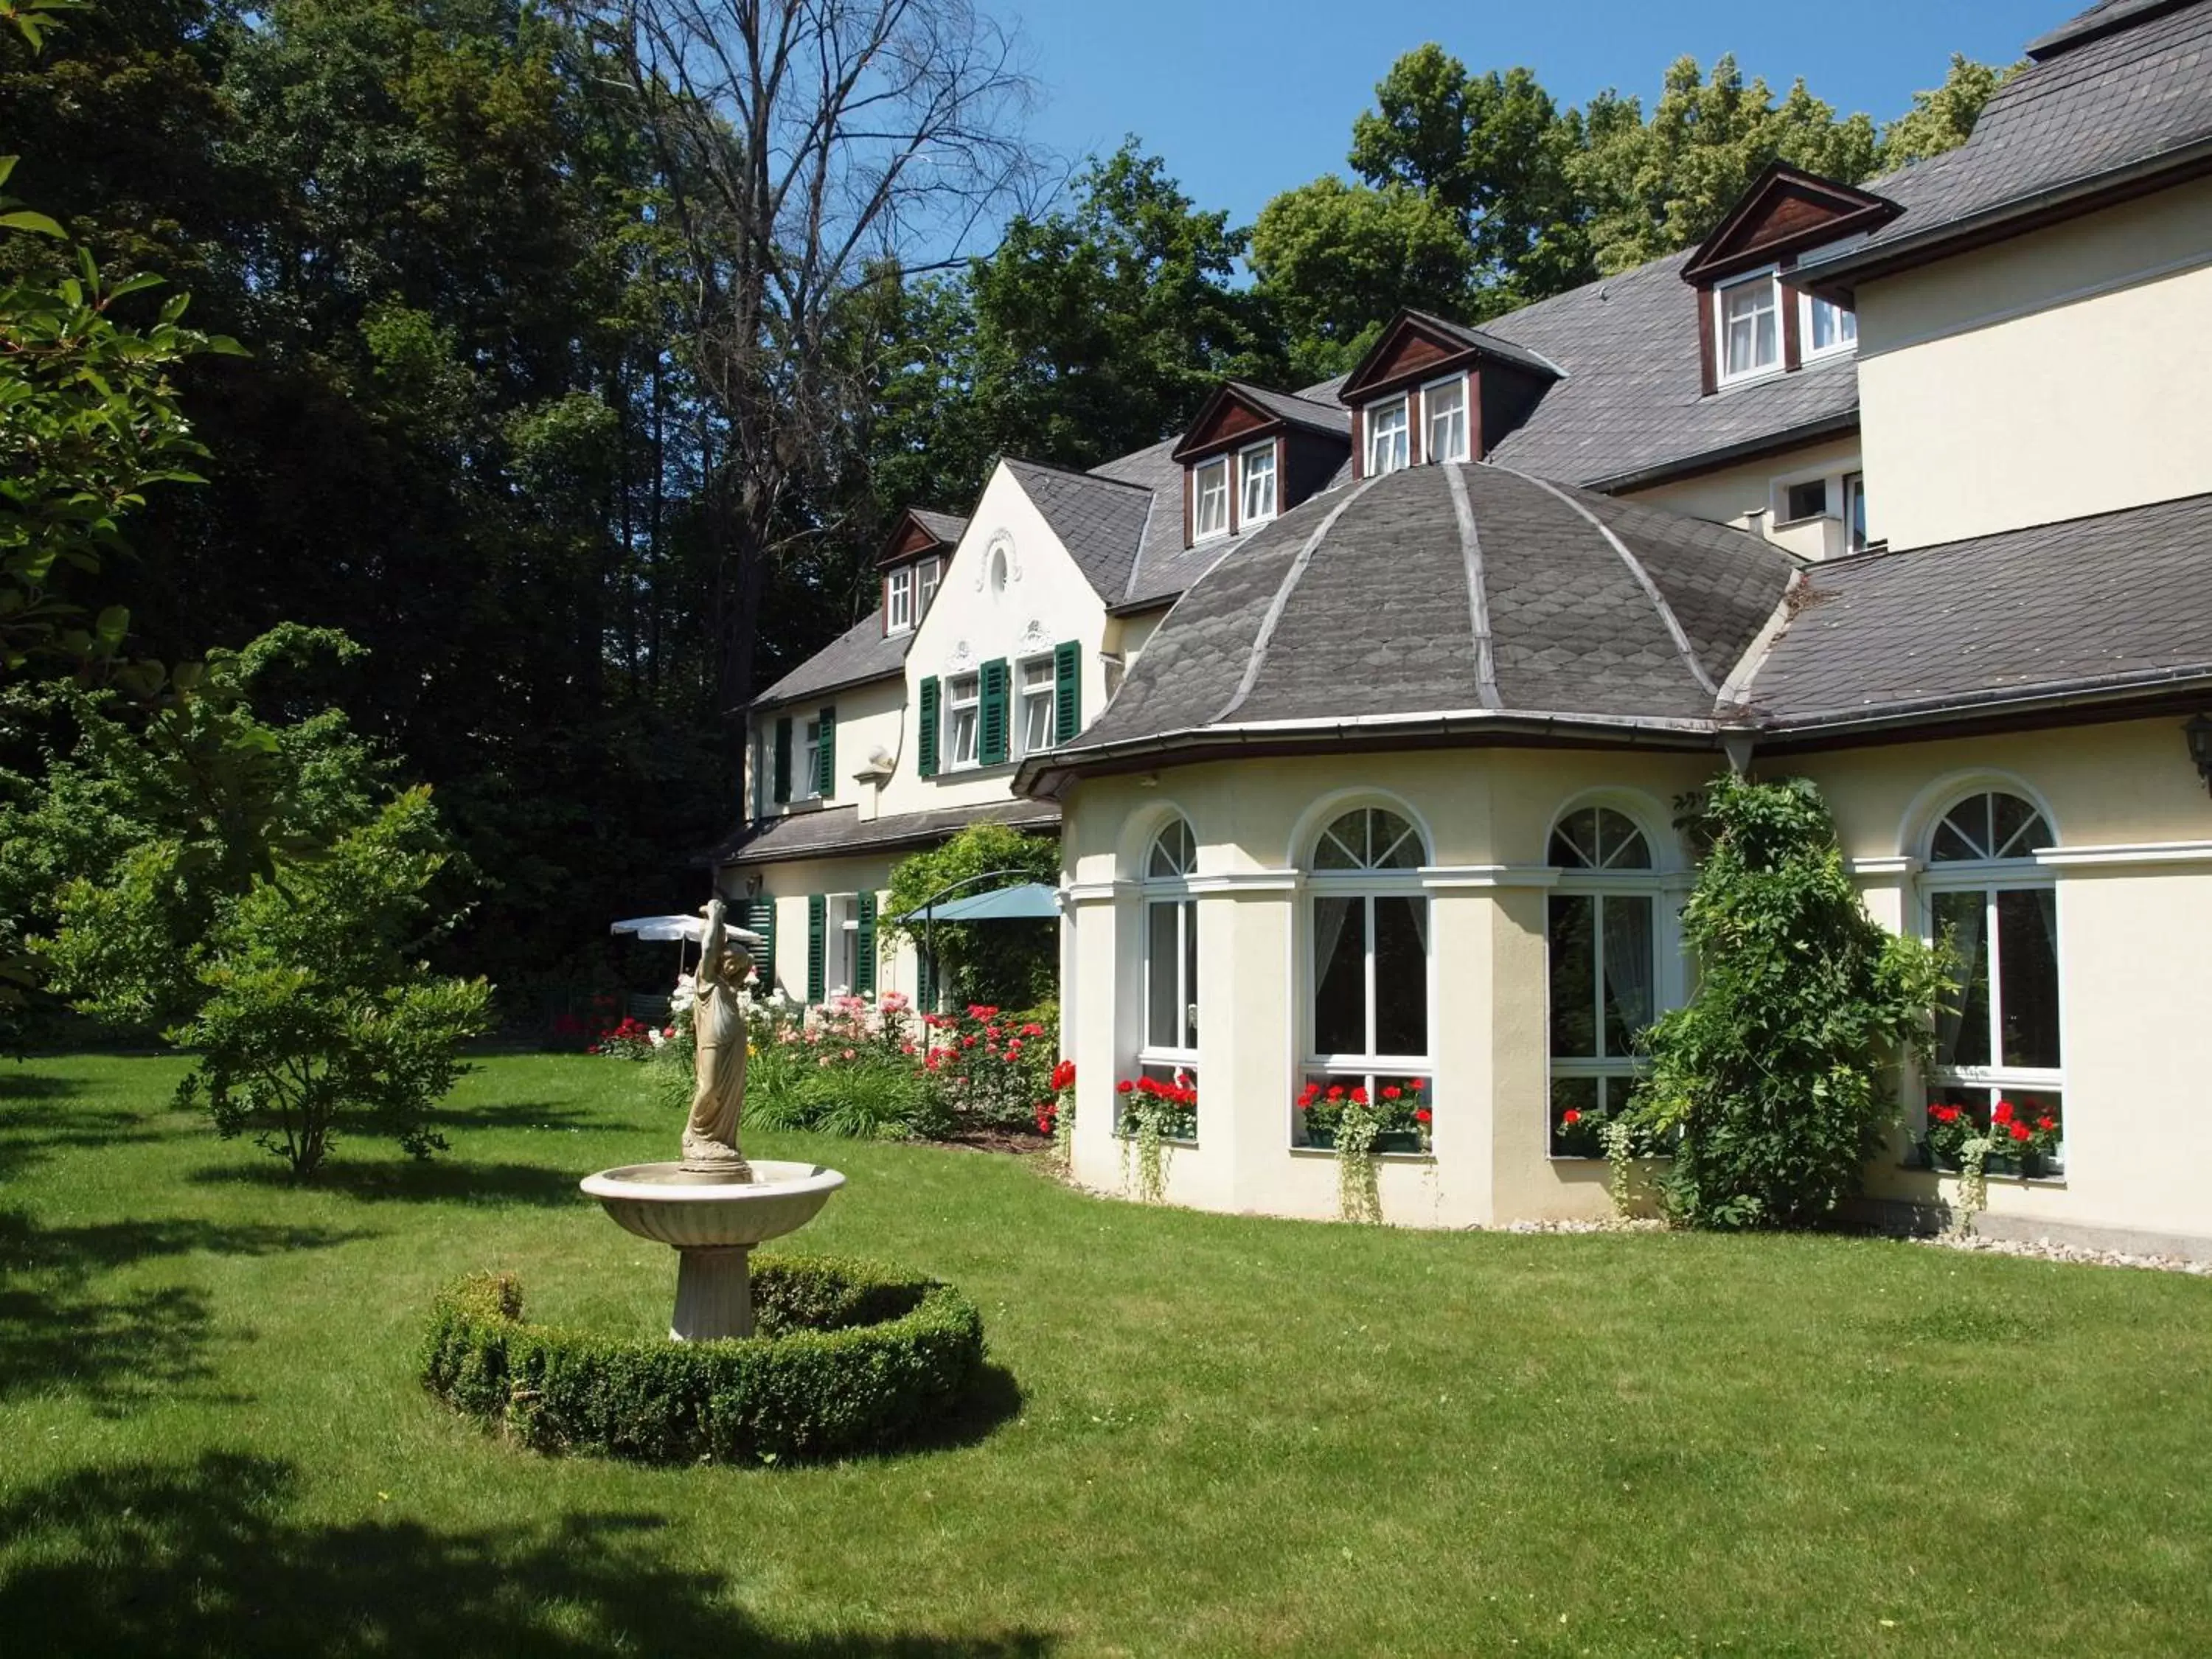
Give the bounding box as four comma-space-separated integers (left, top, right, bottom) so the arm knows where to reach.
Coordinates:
917, 677, 940, 778
855, 891, 877, 997
747, 898, 776, 987
816, 705, 837, 796
978, 658, 1009, 765
773, 716, 793, 804
806, 894, 827, 1004
1053, 640, 1082, 744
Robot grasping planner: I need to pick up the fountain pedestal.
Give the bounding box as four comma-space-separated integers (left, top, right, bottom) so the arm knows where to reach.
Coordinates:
580, 1161, 845, 1343
672, 1245, 755, 1340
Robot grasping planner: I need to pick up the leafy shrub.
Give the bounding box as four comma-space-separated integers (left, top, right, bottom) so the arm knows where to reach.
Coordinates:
916, 1003, 1057, 1131
420, 1256, 987, 1464
881, 824, 1059, 1007
1627, 774, 1952, 1230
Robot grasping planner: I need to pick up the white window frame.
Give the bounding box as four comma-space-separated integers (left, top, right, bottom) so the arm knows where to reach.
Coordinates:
917, 556, 942, 616
827, 893, 859, 995
945, 672, 980, 770
1543, 804, 1688, 1159
1919, 793, 2065, 1175
1016, 654, 1055, 758
886, 566, 915, 633
1299, 807, 1433, 1145
1138, 819, 1200, 1096
1237, 441, 1277, 527
1843, 472, 1869, 552
1192, 456, 1230, 541
1714, 268, 1782, 386
800, 717, 823, 800
1421, 372, 1470, 465
1366, 394, 1411, 476
1800, 290, 1858, 361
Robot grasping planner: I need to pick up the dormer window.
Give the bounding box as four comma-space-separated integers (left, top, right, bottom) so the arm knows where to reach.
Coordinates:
886, 566, 915, 633
1716, 271, 1781, 384
1366, 395, 1410, 475
1803, 293, 1857, 358
1193, 456, 1231, 540
1238, 442, 1276, 526
917, 556, 942, 614
1423, 374, 1470, 464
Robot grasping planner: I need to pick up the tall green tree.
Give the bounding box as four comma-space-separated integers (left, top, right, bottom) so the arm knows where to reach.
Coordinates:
1879, 53, 2016, 167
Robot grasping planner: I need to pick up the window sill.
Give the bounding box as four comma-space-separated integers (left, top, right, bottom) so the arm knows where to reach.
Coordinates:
1907, 1161, 2067, 1189
1288, 1144, 1434, 1164
1713, 365, 1787, 394
1771, 512, 1838, 532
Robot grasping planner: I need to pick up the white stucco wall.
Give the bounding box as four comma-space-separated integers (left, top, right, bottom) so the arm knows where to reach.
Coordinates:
1627, 434, 1866, 562
1854, 175, 2212, 551
1059, 720, 2212, 1245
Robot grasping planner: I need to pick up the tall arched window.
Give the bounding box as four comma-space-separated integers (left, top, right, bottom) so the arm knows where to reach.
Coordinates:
1548, 806, 1658, 1158
1923, 790, 2063, 1175
1299, 807, 1432, 1152
1138, 820, 1200, 1126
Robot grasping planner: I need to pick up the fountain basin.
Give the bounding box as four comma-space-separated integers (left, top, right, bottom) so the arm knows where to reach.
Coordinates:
581, 1160, 844, 1247
580, 1161, 846, 1341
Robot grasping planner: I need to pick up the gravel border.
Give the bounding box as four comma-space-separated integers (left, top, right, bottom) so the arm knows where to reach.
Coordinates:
1907, 1231, 2212, 1276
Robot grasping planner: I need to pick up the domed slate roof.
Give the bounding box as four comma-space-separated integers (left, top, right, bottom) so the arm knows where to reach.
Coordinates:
1062, 463, 1796, 768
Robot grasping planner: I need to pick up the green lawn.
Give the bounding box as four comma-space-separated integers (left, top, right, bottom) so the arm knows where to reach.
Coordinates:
4, 1055, 2211, 1657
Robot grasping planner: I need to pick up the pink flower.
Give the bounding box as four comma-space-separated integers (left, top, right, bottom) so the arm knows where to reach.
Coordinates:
842, 1048, 856, 1060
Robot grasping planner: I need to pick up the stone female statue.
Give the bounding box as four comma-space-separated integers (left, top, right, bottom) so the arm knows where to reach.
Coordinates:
681, 898, 756, 1178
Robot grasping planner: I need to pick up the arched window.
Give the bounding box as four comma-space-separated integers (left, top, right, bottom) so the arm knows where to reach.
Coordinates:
1548, 806, 1658, 1158
1922, 790, 2063, 1175
1298, 807, 1432, 1152
1135, 818, 1200, 1136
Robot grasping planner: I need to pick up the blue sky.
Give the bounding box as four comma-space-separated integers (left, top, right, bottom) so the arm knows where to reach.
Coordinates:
996, 0, 2064, 225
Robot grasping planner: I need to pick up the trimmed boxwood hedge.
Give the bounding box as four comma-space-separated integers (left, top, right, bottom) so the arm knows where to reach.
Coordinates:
420, 1255, 986, 1464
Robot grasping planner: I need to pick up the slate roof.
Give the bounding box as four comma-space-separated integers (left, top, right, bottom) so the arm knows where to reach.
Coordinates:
999, 458, 1155, 598
1742, 490, 2212, 729
707, 796, 1061, 866
1805, 0, 2212, 282
1065, 462, 1797, 759
910, 509, 969, 545
1474, 251, 1863, 490
753, 607, 909, 707
1396, 308, 1566, 380
1222, 381, 1351, 437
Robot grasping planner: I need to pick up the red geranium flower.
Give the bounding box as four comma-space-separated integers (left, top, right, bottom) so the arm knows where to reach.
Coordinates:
1326, 1085, 1344, 1102
1414, 1106, 1433, 1125
1116, 1079, 1134, 1094
1382, 1086, 1401, 1101
1992, 1100, 2015, 1124
2008, 1122, 2031, 1142
1350, 1087, 1369, 1106
1561, 1108, 1581, 1126
2036, 1115, 2056, 1132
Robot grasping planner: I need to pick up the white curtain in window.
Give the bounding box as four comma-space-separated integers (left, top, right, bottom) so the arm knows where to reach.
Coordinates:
1599, 896, 1652, 1054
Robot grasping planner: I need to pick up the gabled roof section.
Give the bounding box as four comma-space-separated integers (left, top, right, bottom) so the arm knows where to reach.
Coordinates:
1798, 0, 2212, 298
1679, 162, 1901, 285
2027, 0, 2197, 59
1000, 456, 1154, 600
1742, 490, 2212, 731
874, 506, 967, 569
751, 606, 911, 708
1338, 310, 1563, 404
1170, 381, 1348, 462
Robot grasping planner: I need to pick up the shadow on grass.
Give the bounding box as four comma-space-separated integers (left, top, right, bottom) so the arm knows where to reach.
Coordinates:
192, 1156, 585, 1208
0, 1452, 1058, 1658
0, 1211, 368, 1416
431, 1096, 610, 1132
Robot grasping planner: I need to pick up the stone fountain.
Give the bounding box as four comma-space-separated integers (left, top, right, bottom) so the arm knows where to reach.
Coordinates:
581, 899, 844, 1340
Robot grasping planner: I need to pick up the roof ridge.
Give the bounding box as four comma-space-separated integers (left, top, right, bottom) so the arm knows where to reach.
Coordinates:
1214, 476, 1384, 725
1003, 453, 1155, 493
1492, 464, 1720, 698
1444, 465, 1503, 710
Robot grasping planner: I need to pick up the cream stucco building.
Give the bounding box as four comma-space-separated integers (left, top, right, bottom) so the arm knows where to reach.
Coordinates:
720, 0, 2212, 1253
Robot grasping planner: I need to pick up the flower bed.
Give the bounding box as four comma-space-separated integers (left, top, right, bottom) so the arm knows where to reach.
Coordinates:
420, 1257, 986, 1464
